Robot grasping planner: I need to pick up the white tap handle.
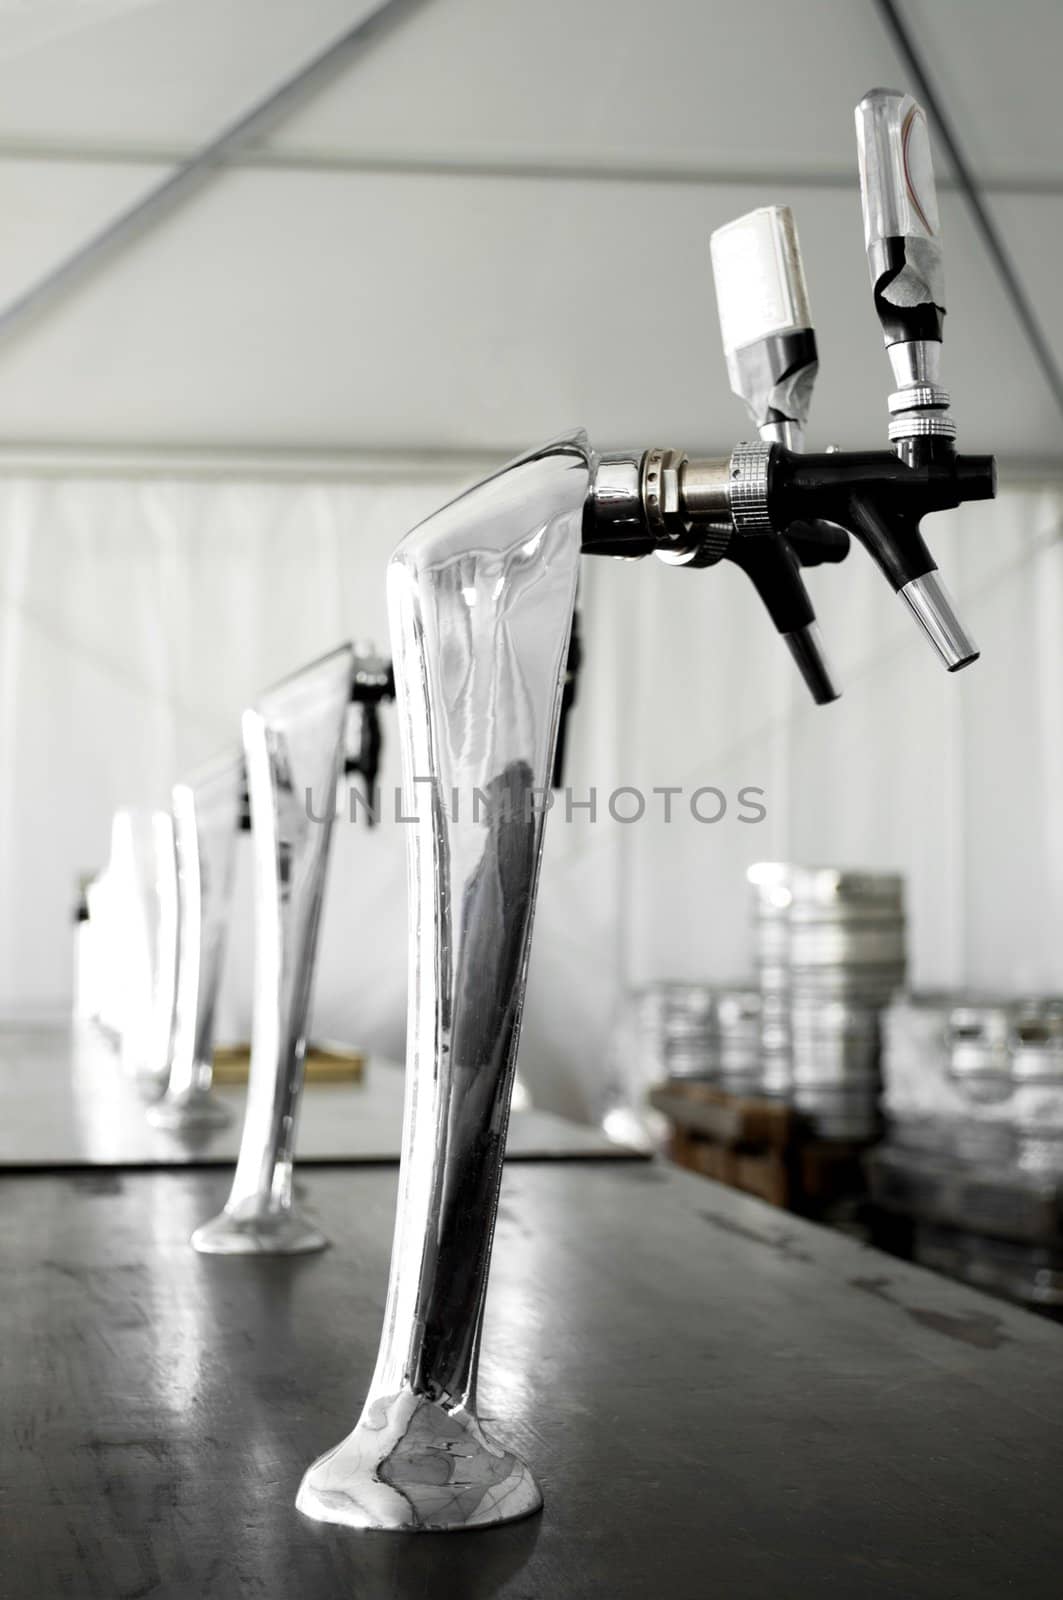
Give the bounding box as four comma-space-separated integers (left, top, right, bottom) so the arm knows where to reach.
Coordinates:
710, 206, 817, 445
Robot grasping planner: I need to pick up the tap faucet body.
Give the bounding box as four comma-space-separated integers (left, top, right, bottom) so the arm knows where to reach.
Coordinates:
237, 646, 395, 830
192, 645, 354, 1255
147, 755, 242, 1132
297, 435, 587, 1532
581, 437, 993, 673
294, 84, 1001, 1537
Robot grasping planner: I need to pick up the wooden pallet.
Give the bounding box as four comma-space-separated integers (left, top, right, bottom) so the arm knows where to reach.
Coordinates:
212, 1040, 366, 1085
649, 1080, 867, 1214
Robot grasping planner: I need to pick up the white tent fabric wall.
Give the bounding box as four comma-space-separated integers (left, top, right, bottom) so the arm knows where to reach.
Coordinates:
615, 480, 1063, 1003
0, 470, 1061, 1123
0, 469, 460, 1034
0, 465, 625, 1122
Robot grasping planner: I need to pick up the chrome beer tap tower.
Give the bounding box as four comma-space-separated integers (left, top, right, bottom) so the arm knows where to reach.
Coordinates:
191, 642, 395, 1250
148, 645, 394, 1147
147, 754, 243, 1131
298, 441, 586, 1530
297, 89, 996, 1531
191, 645, 354, 1253
584, 90, 992, 682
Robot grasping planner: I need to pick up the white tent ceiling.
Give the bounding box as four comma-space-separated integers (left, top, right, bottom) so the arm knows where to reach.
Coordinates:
0, 0, 1059, 466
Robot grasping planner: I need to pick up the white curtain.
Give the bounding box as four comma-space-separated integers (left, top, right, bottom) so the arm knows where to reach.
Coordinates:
1, 469, 1060, 1120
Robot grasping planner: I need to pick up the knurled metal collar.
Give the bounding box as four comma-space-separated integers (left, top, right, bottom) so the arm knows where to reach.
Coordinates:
728, 441, 773, 536
888, 412, 957, 442
888, 383, 951, 414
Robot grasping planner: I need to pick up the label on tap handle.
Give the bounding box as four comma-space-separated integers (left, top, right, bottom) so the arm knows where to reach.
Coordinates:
856, 88, 945, 341
710, 206, 818, 434
711, 206, 812, 355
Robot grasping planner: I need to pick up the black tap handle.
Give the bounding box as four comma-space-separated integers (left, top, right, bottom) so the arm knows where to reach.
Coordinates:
785, 518, 851, 567
726, 537, 839, 704
727, 536, 811, 632
344, 702, 384, 825
768, 445, 991, 670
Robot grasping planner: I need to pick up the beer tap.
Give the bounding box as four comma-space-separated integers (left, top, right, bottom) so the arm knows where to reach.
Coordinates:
193, 645, 353, 1254
584, 91, 993, 673
147, 754, 242, 1131
852, 85, 983, 663
711, 203, 850, 699
343, 645, 394, 824
586, 201, 844, 706
152, 641, 393, 1159
297, 442, 585, 1532
712, 203, 818, 455
297, 87, 997, 1534
237, 644, 395, 830
193, 640, 397, 1249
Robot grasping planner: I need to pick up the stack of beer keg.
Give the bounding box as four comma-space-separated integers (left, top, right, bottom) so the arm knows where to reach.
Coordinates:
1011, 1003, 1063, 1177
714, 987, 764, 1092
875, 993, 1063, 1313
748, 863, 793, 1098
944, 998, 1017, 1163
654, 984, 718, 1081
628, 982, 761, 1085
881, 992, 1063, 1174
601, 983, 715, 1148
749, 864, 907, 1140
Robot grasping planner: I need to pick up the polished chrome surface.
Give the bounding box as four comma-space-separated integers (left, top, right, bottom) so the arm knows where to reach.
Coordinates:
649, 449, 733, 567
887, 340, 942, 390
887, 411, 956, 443
193, 645, 354, 1255
105, 808, 169, 1084
642, 446, 687, 539
759, 418, 804, 450
148, 754, 242, 1131
900, 571, 980, 671
297, 436, 588, 1531
855, 90, 959, 445
676, 455, 733, 529
887, 379, 949, 414
133, 810, 180, 1093
589, 450, 646, 545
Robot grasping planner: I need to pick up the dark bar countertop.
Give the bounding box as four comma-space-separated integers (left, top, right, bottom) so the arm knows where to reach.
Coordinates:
3, 1159, 1061, 1599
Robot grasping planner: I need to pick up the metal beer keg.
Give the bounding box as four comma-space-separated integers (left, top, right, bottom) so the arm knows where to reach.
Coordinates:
749, 864, 906, 1138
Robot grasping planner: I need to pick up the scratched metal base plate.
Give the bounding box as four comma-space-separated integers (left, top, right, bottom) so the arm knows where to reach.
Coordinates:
296, 1388, 543, 1531
191, 1201, 328, 1255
